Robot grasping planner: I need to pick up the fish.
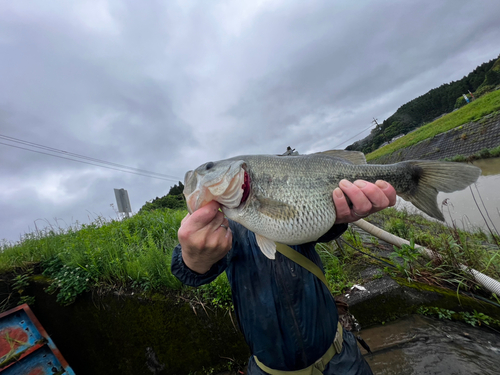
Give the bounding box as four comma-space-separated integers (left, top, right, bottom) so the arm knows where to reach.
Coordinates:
183, 150, 481, 259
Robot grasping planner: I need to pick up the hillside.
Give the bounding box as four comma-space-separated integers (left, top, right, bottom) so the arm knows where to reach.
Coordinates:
365, 89, 500, 161
347, 54, 500, 154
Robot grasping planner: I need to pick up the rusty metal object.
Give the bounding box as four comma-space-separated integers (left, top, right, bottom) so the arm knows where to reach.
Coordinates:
0, 303, 75, 374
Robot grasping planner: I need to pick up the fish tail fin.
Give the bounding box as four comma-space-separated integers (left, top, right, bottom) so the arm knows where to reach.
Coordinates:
400, 161, 481, 221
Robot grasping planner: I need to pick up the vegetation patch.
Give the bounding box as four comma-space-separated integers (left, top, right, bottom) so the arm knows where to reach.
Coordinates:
0, 209, 185, 308
444, 145, 500, 162
367, 207, 500, 305
366, 90, 500, 161
417, 306, 500, 329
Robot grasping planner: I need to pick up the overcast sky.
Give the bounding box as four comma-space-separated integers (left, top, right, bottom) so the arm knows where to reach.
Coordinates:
1, 0, 500, 243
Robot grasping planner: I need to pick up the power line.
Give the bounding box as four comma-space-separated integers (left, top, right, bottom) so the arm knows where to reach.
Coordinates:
0, 134, 180, 180
0, 138, 182, 182
0, 141, 180, 182
332, 123, 376, 149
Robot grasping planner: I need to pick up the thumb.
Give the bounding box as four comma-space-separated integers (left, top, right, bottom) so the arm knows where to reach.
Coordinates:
188, 201, 222, 229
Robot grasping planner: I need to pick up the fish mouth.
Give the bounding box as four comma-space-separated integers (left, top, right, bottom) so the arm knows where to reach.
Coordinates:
184, 162, 248, 213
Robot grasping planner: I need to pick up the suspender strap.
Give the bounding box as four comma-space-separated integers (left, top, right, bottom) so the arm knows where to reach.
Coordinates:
254, 322, 344, 375
255, 244, 343, 374
274, 243, 329, 289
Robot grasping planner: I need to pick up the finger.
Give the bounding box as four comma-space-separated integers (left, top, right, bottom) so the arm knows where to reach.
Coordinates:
223, 225, 232, 242
188, 201, 222, 230
333, 188, 352, 220
353, 180, 389, 210
206, 220, 232, 250
181, 213, 191, 226
210, 211, 228, 232
220, 217, 230, 230
339, 180, 372, 216
375, 180, 397, 206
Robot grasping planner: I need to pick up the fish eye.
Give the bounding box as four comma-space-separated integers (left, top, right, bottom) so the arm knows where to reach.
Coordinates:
206, 162, 215, 170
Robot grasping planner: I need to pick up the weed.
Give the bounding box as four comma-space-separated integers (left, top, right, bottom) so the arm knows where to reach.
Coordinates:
460, 310, 500, 327
384, 217, 414, 239
370, 206, 500, 295
197, 273, 233, 311
342, 227, 363, 250
390, 240, 423, 282
417, 306, 500, 327
323, 253, 354, 293
43, 257, 95, 305
12, 271, 35, 306
417, 306, 454, 320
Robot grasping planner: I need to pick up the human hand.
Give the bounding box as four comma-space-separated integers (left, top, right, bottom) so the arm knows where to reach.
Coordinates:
177, 201, 232, 274
333, 180, 396, 224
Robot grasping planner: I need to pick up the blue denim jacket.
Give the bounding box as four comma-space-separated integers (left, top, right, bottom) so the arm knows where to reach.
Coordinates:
171, 222, 372, 374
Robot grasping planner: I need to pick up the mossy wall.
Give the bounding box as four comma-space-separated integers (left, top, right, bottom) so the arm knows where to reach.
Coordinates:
25, 280, 249, 375
349, 278, 500, 327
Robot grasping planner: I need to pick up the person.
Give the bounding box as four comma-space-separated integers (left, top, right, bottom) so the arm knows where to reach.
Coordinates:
171, 179, 396, 374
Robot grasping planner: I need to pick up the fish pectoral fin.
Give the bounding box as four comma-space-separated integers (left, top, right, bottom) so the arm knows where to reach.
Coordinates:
255, 196, 298, 220
255, 234, 276, 260
311, 150, 367, 165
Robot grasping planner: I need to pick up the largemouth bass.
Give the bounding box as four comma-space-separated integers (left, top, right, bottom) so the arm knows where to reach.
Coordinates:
183, 150, 481, 259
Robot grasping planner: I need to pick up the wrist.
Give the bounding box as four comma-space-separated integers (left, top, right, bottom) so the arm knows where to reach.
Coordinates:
182, 254, 212, 274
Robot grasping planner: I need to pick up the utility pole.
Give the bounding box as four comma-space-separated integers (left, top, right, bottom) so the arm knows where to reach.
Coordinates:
372, 118, 382, 133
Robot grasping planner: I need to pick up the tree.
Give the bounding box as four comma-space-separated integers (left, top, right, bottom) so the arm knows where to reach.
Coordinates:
346, 55, 500, 153
139, 181, 187, 212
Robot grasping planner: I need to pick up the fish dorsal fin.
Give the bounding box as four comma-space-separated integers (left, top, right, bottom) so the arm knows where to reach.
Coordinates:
255, 196, 298, 220
255, 234, 276, 259
312, 150, 367, 165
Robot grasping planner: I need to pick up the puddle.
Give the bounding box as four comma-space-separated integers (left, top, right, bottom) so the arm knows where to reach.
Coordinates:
359, 315, 500, 374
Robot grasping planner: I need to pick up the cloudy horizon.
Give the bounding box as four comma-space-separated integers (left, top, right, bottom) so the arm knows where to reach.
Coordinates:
1, 0, 500, 243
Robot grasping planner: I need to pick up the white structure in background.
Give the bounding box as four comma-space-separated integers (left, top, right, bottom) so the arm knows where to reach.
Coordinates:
114, 188, 132, 218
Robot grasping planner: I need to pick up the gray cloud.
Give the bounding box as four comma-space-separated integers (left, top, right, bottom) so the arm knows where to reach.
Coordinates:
1, 0, 500, 242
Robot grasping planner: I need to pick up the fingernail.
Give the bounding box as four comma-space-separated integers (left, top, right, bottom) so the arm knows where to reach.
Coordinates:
376, 180, 388, 189
339, 180, 352, 188
354, 180, 366, 188
334, 188, 344, 199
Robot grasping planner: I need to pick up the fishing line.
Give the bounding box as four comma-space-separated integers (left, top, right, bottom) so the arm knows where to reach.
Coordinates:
338, 237, 396, 268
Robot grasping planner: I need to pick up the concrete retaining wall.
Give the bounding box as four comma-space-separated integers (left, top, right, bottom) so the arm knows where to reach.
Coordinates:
370, 112, 500, 164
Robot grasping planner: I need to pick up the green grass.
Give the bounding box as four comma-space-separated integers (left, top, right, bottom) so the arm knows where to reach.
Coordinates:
444, 145, 500, 162
367, 89, 500, 162
316, 241, 355, 294
0, 206, 364, 307
2, 204, 499, 307
368, 207, 500, 293
0, 209, 186, 304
